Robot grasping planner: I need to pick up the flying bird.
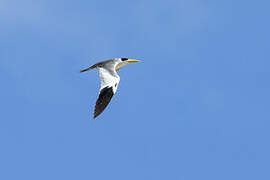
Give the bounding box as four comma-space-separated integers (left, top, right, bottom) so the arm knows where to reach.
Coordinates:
80, 58, 141, 118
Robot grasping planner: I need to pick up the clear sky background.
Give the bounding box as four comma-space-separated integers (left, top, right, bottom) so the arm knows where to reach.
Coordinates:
1, 0, 270, 179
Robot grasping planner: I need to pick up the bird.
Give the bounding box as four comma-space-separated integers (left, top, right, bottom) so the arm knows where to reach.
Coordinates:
80, 58, 141, 119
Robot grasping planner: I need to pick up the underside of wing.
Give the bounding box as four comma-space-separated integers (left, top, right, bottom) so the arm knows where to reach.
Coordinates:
94, 86, 114, 118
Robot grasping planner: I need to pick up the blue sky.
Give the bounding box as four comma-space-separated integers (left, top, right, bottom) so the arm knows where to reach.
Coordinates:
1, 0, 270, 179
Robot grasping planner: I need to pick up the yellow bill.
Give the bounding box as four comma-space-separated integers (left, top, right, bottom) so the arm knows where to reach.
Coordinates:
127, 59, 141, 63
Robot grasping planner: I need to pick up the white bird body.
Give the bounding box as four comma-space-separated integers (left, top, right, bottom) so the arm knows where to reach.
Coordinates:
98, 66, 120, 93
81, 58, 140, 118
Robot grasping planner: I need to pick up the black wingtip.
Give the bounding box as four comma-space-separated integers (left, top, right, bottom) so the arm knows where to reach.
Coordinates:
93, 108, 101, 119
93, 86, 114, 119
93, 110, 100, 119
80, 67, 91, 73
81, 64, 97, 73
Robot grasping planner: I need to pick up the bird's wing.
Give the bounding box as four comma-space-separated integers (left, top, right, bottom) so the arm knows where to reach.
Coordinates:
94, 67, 120, 118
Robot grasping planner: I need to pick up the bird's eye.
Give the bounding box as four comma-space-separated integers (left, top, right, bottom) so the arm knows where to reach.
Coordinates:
121, 58, 128, 61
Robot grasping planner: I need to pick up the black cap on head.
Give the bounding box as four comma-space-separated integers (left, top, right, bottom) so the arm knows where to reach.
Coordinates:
121, 58, 128, 61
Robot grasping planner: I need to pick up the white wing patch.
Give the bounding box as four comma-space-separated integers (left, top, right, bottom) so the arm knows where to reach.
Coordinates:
99, 67, 120, 94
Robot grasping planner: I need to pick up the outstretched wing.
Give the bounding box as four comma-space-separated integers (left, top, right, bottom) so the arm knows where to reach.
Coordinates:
94, 86, 114, 118
94, 67, 120, 118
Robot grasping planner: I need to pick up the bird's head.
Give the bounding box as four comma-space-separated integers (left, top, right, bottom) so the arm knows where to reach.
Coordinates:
115, 58, 141, 71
